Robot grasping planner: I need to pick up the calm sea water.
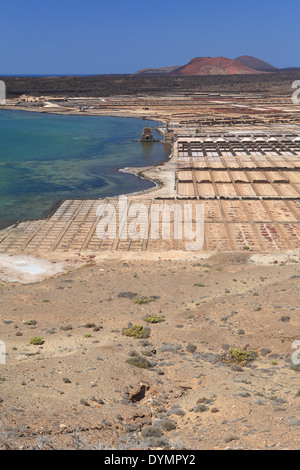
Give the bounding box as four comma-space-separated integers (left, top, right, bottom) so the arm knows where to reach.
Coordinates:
0, 110, 170, 229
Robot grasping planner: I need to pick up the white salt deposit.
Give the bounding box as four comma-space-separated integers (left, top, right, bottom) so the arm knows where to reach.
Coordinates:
249, 251, 300, 265
0, 255, 66, 283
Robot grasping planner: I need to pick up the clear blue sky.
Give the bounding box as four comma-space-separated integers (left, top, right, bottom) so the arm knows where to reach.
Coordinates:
1, 0, 299, 75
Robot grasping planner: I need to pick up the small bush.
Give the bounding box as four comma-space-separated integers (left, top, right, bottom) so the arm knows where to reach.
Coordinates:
280, 316, 290, 322
134, 296, 157, 304
118, 292, 137, 299
229, 348, 248, 365
157, 418, 176, 432
30, 336, 44, 345
223, 347, 257, 367
141, 436, 169, 448
144, 315, 164, 324
122, 325, 150, 339
126, 356, 152, 369
141, 349, 153, 357
141, 426, 163, 438
194, 404, 209, 413
60, 325, 73, 331
186, 343, 197, 353
224, 434, 239, 443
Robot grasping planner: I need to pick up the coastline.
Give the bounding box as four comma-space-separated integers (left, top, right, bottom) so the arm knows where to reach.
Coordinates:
0, 108, 171, 231
1, 93, 300, 255
0, 103, 167, 124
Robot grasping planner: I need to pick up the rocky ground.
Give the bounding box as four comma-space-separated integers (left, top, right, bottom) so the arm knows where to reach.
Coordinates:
3, 72, 300, 99
0, 251, 299, 450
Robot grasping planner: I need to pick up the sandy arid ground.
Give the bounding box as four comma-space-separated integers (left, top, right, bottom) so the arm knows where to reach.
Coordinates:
0, 77, 300, 450
0, 251, 299, 450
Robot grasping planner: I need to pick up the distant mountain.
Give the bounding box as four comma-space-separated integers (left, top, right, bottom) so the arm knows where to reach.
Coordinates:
280, 67, 300, 72
168, 57, 264, 76
235, 55, 278, 72
135, 65, 181, 75
134, 55, 299, 76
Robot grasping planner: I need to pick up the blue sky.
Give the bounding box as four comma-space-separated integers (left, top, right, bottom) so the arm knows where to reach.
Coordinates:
1, 0, 299, 75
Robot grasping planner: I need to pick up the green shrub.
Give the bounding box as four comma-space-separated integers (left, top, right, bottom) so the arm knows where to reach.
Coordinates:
229, 348, 249, 366
144, 315, 164, 324
25, 320, 37, 326
134, 296, 156, 304
122, 325, 150, 339
126, 356, 152, 369
30, 336, 44, 345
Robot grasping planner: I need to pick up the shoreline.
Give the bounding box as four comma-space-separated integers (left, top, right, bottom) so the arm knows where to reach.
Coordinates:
1, 93, 300, 256
0, 103, 167, 124
1, 80, 300, 452
0, 108, 170, 231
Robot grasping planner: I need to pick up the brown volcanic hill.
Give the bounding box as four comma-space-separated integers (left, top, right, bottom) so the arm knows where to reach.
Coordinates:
235, 55, 278, 72
169, 56, 265, 76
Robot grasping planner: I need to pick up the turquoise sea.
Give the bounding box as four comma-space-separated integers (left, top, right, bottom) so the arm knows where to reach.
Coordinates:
0, 110, 170, 229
